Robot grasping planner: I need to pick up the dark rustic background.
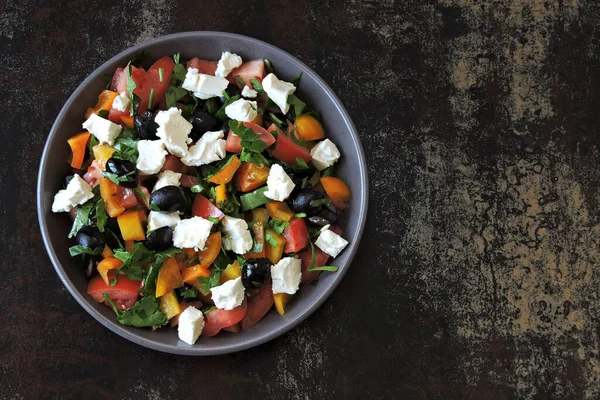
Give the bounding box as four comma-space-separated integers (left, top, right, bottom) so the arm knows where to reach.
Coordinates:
2, 0, 600, 399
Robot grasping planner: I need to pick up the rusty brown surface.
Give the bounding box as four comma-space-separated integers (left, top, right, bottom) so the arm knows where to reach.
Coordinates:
2, 0, 600, 399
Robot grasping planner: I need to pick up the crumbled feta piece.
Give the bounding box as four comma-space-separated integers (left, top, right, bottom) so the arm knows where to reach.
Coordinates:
172, 216, 214, 250
180, 131, 226, 166
111, 91, 130, 112
136, 140, 167, 174
177, 306, 205, 345
310, 139, 341, 171
147, 211, 180, 232
225, 99, 257, 122
315, 227, 348, 258
153, 170, 181, 192
155, 107, 193, 158
271, 257, 302, 295
82, 113, 122, 146
182, 68, 229, 99
221, 216, 253, 254
51, 174, 94, 213
210, 277, 245, 310
241, 85, 258, 98
264, 164, 295, 201
262, 73, 296, 114
215, 52, 243, 78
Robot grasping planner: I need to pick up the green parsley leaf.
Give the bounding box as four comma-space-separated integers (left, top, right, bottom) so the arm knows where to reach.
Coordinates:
240, 186, 270, 211
287, 95, 306, 120
104, 294, 167, 328
126, 62, 137, 117
172, 63, 187, 83
139, 263, 161, 297
321, 166, 335, 177
97, 109, 109, 119
216, 95, 241, 121
265, 230, 278, 247
208, 217, 220, 224
294, 213, 307, 218
202, 306, 216, 314
307, 265, 339, 272
68, 200, 96, 238
264, 59, 274, 74
148, 88, 155, 109
112, 137, 139, 164
222, 90, 230, 101
187, 253, 200, 265
290, 72, 302, 87
213, 250, 232, 271
268, 219, 289, 235
197, 269, 222, 293
173, 53, 181, 64
190, 184, 204, 193
268, 112, 284, 128
303, 110, 324, 124
88, 135, 99, 153
130, 51, 151, 68
165, 86, 188, 109
308, 241, 317, 271
159, 67, 164, 83
180, 286, 199, 300
310, 279, 319, 287
114, 243, 154, 281
205, 98, 220, 115
235, 77, 245, 87
250, 78, 264, 94
133, 187, 148, 202
68, 245, 102, 257
95, 199, 107, 232
310, 198, 332, 208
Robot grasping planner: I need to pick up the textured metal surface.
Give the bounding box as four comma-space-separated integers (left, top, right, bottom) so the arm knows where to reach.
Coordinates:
2, 0, 600, 399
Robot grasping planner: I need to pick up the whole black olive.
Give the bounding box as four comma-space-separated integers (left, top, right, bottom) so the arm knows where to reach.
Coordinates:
311, 207, 338, 226
175, 284, 199, 301
188, 111, 218, 142
134, 110, 159, 140
83, 254, 100, 278
144, 226, 173, 251
106, 157, 138, 188
241, 258, 272, 289
150, 186, 185, 212
220, 118, 231, 133
75, 226, 105, 251
288, 188, 324, 215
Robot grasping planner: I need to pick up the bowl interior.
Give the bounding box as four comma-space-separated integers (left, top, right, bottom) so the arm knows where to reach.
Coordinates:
38, 32, 368, 355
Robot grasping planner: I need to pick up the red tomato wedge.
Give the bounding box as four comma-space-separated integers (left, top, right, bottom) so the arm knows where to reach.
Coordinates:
110, 67, 124, 91
270, 125, 311, 164
83, 160, 103, 188
192, 194, 225, 220
161, 154, 185, 173
186, 58, 217, 75
113, 57, 175, 115
240, 281, 274, 329
108, 108, 129, 124
225, 122, 276, 153
298, 246, 330, 285
201, 301, 248, 337
116, 186, 138, 209
282, 218, 310, 253
228, 60, 266, 88
87, 275, 141, 310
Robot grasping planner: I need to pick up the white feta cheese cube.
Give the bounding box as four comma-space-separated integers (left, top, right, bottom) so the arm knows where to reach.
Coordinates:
271, 257, 302, 295
262, 73, 296, 114
136, 140, 167, 174
181, 131, 226, 167
177, 306, 205, 345
51, 174, 94, 213
153, 170, 182, 192
173, 216, 214, 251
310, 139, 341, 171
315, 228, 348, 258
221, 216, 253, 254
147, 211, 180, 232
215, 52, 243, 78
111, 91, 130, 112
82, 113, 122, 145
194, 74, 230, 100
182, 68, 201, 92
210, 277, 245, 310
155, 107, 193, 158
264, 164, 295, 201
241, 85, 258, 98
225, 99, 257, 122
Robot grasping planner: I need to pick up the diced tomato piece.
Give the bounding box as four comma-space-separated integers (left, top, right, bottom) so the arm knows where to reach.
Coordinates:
270, 127, 311, 165
225, 122, 276, 154
298, 246, 330, 285
116, 186, 138, 209
201, 300, 248, 337
110, 67, 124, 91
161, 154, 185, 173
108, 107, 129, 124
186, 58, 218, 75
83, 160, 103, 188
87, 274, 141, 310
282, 218, 310, 253
240, 281, 274, 329
228, 60, 266, 88
192, 194, 225, 220
115, 65, 144, 93
180, 175, 199, 188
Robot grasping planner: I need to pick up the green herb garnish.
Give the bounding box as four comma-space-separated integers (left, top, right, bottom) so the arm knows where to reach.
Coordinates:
216, 95, 241, 121
240, 186, 270, 211
165, 86, 188, 109
126, 61, 137, 117
68, 245, 103, 257
104, 293, 167, 328
287, 95, 306, 120
158, 68, 164, 83
250, 78, 264, 94
268, 219, 289, 235
130, 51, 151, 68
290, 72, 302, 87
148, 88, 155, 109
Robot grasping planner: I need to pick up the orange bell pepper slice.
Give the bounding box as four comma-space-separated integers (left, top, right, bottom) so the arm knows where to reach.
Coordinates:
198, 232, 222, 268
159, 290, 182, 320
117, 210, 146, 241
85, 90, 118, 119
294, 114, 325, 141
155, 257, 184, 298
234, 162, 270, 192
208, 156, 241, 184
67, 132, 91, 169
265, 228, 286, 264
120, 114, 134, 128
251, 207, 269, 225
320, 176, 351, 202
219, 260, 242, 283
101, 245, 114, 259
92, 144, 116, 170
273, 293, 292, 316
97, 257, 123, 285
266, 201, 294, 222
99, 177, 125, 218
215, 184, 228, 206
181, 264, 211, 284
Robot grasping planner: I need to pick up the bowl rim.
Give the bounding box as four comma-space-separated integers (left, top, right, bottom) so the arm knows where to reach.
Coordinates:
37, 31, 369, 355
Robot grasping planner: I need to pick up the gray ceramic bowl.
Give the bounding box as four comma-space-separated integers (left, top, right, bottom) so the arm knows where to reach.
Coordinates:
37, 32, 368, 355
